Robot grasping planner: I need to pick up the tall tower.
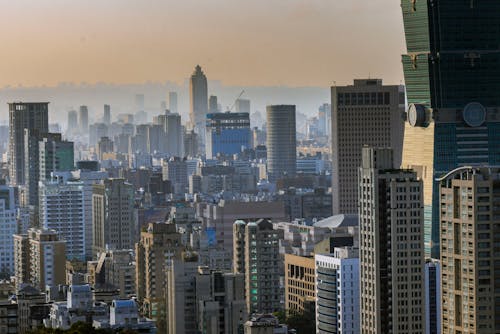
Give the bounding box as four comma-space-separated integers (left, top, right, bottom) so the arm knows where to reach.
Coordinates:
78, 106, 89, 134
8, 102, 49, 186
168, 91, 178, 114
438, 166, 500, 333
400, 1, 500, 258
189, 65, 208, 136
359, 147, 425, 334
266, 105, 296, 182
103, 104, 111, 125
67, 110, 78, 135
331, 79, 405, 215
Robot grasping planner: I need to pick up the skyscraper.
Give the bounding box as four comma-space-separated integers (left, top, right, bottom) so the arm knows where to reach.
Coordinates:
438, 166, 500, 333
331, 79, 405, 215
189, 65, 208, 136
168, 91, 178, 114
205, 112, 251, 159
92, 179, 135, 257
103, 104, 111, 125
164, 111, 183, 157
78, 106, 89, 133
39, 137, 74, 181
8, 102, 49, 186
235, 99, 250, 114
67, 110, 78, 135
400, 1, 500, 258
359, 147, 424, 334
266, 105, 296, 182
0, 183, 18, 275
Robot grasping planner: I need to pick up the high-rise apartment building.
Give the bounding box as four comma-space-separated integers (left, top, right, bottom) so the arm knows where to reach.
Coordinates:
92, 179, 136, 256
266, 105, 296, 182
234, 219, 281, 314
189, 65, 208, 136
205, 112, 251, 159
315, 247, 359, 334
195, 267, 247, 334
78, 106, 89, 133
164, 111, 183, 157
13, 228, 66, 291
135, 222, 182, 320
162, 157, 188, 194
39, 176, 86, 261
331, 79, 405, 215
168, 91, 178, 114
39, 137, 74, 181
438, 166, 500, 333
359, 147, 425, 334
0, 183, 17, 274
8, 102, 49, 186
400, 1, 500, 258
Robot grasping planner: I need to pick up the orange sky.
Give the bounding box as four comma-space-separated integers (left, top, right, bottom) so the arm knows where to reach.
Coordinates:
0, 0, 406, 88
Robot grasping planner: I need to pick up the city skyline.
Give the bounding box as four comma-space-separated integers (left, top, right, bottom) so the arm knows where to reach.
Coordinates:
0, 0, 405, 88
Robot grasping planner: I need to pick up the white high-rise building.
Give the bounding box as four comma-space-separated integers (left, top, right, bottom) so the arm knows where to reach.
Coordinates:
315, 248, 359, 334
39, 176, 86, 261
0, 183, 17, 274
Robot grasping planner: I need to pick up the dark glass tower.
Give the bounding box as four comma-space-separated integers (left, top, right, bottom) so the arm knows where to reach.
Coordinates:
401, 1, 500, 258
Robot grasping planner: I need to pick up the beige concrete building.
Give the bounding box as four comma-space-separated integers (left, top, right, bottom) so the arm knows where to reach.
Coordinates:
359, 147, 425, 334
136, 222, 182, 321
92, 178, 136, 257
438, 166, 500, 333
13, 228, 66, 291
284, 254, 315, 315
331, 79, 405, 215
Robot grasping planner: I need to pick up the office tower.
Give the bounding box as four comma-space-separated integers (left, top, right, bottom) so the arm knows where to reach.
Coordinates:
235, 99, 250, 114
92, 179, 135, 256
438, 166, 500, 333
135, 94, 145, 111
78, 106, 89, 133
146, 124, 164, 153
266, 105, 296, 182
8, 102, 49, 186
331, 79, 405, 215
359, 147, 425, 334
88, 249, 136, 299
189, 65, 208, 135
39, 137, 74, 181
162, 157, 188, 194
89, 123, 109, 147
13, 228, 66, 291
39, 176, 86, 261
318, 103, 330, 137
315, 247, 360, 334
24, 131, 62, 208
166, 252, 201, 334
206, 112, 251, 159
234, 219, 281, 314
401, 2, 500, 259
164, 111, 183, 157
67, 110, 78, 135
424, 259, 440, 334
168, 91, 178, 114
0, 183, 17, 274
97, 137, 114, 161
209, 95, 218, 113
135, 222, 182, 320
103, 104, 111, 125
284, 254, 315, 315
195, 268, 247, 334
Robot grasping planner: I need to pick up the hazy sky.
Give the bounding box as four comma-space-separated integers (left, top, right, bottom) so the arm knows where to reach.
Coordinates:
0, 0, 406, 88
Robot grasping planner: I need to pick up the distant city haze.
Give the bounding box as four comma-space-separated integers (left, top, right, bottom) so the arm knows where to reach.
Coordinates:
0, 0, 405, 87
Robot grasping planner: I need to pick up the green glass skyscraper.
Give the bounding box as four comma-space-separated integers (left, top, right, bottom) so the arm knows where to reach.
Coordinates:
401, 1, 500, 258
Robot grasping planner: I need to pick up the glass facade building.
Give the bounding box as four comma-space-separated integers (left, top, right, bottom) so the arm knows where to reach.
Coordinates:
401, 0, 500, 258
205, 112, 251, 159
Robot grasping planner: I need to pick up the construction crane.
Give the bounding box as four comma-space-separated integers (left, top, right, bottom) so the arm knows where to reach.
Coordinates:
228, 90, 245, 112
